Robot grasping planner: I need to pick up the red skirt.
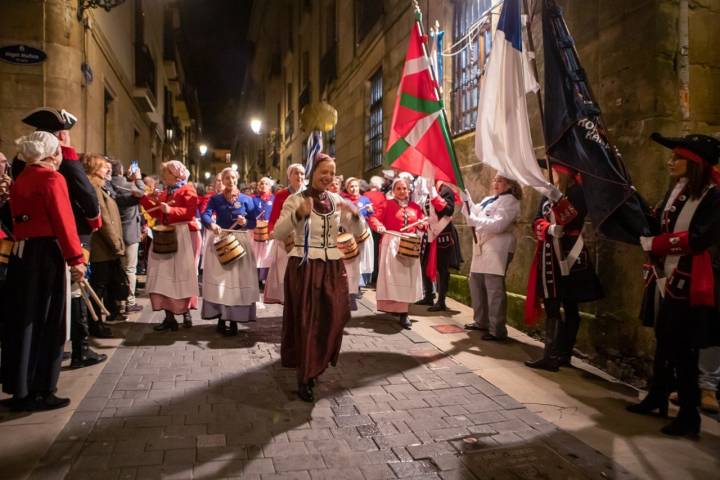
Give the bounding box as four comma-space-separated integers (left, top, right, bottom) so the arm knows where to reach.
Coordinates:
281, 257, 350, 383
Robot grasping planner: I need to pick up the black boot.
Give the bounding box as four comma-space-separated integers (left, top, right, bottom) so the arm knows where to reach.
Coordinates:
182, 312, 193, 328
33, 393, 70, 411
415, 295, 434, 306
88, 320, 113, 339
224, 321, 238, 336
154, 311, 178, 331
216, 319, 226, 334
399, 313, 412, 330
70, 340, 107, 369
298, 382, 314, 402
626, 389, 669, 417
428, 301, 447, 312
660, 408, 700, 437
525, 315, 560, 372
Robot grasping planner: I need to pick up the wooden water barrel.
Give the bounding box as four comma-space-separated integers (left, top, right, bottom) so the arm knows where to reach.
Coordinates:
152, 225, 178, 254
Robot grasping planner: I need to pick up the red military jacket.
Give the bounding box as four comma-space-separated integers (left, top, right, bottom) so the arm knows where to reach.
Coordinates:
10, 165, 84, 266
140, 183, 199, 231
370, 198, 425, 233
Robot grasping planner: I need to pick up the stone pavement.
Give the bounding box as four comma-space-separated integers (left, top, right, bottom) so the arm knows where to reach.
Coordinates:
22, 297, 634, 480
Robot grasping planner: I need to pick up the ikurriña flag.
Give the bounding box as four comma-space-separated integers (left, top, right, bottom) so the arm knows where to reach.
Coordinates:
386, 9, 464, 190
543, 0, 650, 244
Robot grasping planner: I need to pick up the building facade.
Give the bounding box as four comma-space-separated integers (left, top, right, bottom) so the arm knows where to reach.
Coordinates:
238, 0, 719, 377
0, 0, 201, 175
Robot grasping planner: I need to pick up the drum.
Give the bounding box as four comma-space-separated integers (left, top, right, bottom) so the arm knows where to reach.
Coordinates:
355, 227, 371, 244
397, 233, 421, 259
0, 238, 13, 266
152, 225, 178, 254
254, 220, 269, 242
337, 232, 359, 259
214, 232, 246, 265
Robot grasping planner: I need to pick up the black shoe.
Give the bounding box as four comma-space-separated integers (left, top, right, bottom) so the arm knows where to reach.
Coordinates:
399, 314, 412, 330
524, 357, 560, 372
224, 322, 238, 336
182, 313, 193, 328
126, 304, 144, 313
8, 396, 35, 412
660, 410, 700, 437
428, 302, 447, 312
216, 319, 226, 334
464, 323, 488, 331
298, 383, 314, 403
70, 348, 107, 369
558, 357, 573, 367
154, 318, 178, 332
89, 324, 113, 339
33, 393, 70, 411
481, 333, 506, 341
62, 352, 71, 361
308, 378, 316, 388
415, 296, 434, 306
626, 392, 669, 418
105, 312, 129, 323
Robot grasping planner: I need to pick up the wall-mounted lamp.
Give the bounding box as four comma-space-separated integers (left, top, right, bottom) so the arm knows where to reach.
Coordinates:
77, 0, 127, 21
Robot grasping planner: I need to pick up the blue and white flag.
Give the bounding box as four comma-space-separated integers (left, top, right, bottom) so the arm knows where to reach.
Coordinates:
305, 130, 323, 176
474, 0, 560, 200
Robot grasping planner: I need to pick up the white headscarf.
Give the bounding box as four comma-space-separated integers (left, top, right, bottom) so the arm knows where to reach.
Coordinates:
15, 131, 60, 166
286, 163, 305, 180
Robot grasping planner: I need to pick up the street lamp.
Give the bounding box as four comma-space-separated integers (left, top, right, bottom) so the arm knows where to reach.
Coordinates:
198, 144, 208, 156
204, 171, 211, 180
231, 163, 239, 172
250, 118, 262, 135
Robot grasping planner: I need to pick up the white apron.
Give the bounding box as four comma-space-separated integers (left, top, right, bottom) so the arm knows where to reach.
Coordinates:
202, 230, 259, 306
264, 241, 289, 303
252, 237, 275, 269
344, 254, 361, 293
375, 234, 423, 304
358, 233, 374, 275
147, 223, 199, 300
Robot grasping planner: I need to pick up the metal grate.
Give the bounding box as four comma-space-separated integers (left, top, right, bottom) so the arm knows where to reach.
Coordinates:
366, 68, 383, 171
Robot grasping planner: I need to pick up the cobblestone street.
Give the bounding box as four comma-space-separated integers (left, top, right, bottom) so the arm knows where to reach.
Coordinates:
24, 298, 631, 480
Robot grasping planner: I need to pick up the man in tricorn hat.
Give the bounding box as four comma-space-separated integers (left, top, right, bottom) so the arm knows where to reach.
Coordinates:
627, 132, 720, 437
16, 107, 108, 367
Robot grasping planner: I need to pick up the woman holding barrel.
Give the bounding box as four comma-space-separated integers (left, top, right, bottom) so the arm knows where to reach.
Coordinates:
343, 177, 375, 288
370, 177, 426, 329
252, 177, 275, 287
274, 153, 365, 402
200, 167, 260, 335
140, 161, 200, 331
265, 163, 305, 304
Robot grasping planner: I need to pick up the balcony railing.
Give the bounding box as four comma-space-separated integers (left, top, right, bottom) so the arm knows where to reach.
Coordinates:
135, 44, 157, 106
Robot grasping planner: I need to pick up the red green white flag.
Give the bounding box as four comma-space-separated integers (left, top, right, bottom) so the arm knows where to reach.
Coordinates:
386, 11, 464, 190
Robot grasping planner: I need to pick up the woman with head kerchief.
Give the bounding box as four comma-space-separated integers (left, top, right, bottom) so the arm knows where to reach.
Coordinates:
328, 175, 343, 194
369, 177, 426, 329
140, 160, 200, 331
265, 163, 305, 304
273, 154, 366, 402
200, 167, 260, 336
343, 177, 375, 289
1, 132, 86, 411
627, 133, 720, 437
252, 177, 275, 286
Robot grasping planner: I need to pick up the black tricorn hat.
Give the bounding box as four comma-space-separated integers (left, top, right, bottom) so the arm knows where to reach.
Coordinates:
21, 107, 78, 132
650, 132, 720, 167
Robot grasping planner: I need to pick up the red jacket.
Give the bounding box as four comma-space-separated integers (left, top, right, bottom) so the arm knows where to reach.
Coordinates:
268, 188, 291, 234
364, 190, 386, 210
140, 183, 199, 231
370, 198, 425, 233
10, 165, 84, 265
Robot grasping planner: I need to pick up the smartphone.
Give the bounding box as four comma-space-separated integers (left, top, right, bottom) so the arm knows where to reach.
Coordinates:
129, 160, 138, 174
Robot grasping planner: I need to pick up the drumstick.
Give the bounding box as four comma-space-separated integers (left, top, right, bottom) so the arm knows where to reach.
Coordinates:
80, 288, 99, 322
80, 279, 111, 316
400, 218, 428, 232
145, 200, 176, 214
383, 230, 412, 239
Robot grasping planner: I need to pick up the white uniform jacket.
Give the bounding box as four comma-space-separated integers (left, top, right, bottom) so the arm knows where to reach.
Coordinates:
273, 191, 365, 261
462, 192, 520, 276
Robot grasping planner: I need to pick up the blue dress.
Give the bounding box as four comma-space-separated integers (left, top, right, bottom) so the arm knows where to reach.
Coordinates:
200, 193, 261, 323
252, 194, 275, 280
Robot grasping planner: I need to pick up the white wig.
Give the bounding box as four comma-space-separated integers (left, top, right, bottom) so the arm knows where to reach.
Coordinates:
286, 163, 305, 180
369, 176, 384, 189
15, 131, 60, 164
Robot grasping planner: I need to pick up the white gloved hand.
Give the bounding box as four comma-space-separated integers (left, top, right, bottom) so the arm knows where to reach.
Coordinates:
548, 224, 564, 238
460, 189, 470, 202
639, 236, 654, 252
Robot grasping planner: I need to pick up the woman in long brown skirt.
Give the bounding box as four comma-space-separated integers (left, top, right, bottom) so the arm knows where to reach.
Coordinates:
273, 154, 365, 402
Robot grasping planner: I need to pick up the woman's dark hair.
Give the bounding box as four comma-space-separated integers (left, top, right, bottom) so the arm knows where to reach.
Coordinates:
507, 178, 523, 200
107, 157, 123, 177
195, 182, 206, 196
684, 159, 711, 199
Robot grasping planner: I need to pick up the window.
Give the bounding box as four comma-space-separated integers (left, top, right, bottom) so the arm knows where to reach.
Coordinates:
451, 0, 494, 135
354, 0, 383, 45
366, 69, 383, 171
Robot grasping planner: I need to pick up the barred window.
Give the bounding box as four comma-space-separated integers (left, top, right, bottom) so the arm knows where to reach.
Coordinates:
366, 68, 383, 171
451, 0, 494, 136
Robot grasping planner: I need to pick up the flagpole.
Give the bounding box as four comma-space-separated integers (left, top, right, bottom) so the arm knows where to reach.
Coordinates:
523, 0, 554, 186
412, 0, 466, 190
